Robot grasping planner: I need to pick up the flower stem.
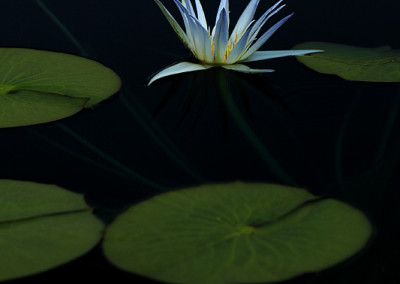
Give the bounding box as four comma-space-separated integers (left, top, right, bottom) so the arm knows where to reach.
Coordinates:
55, 123, 165, 190
35, 0, 89, 57
36, 0, 205, 185
335, 88, 364, 192
119, 86, 205, 182
216, 69, 296, 185
26, 128, 133, 180
375, 87, 400, 162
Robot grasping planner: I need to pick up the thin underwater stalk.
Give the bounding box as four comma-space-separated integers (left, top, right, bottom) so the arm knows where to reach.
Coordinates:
363, 87, 400, 216
216, 69, 296, 185
335, 88, 364, 192
25, 128, 135, 181
362, 128, 400, 218
37, 0, 205, 184
35, 0, 89, 57
375, 88, 400, 162
119, 86, 206, 182
55, 123, 166, 190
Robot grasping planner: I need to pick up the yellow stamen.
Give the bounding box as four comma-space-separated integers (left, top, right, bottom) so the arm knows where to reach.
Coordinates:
223, 37, 236, 62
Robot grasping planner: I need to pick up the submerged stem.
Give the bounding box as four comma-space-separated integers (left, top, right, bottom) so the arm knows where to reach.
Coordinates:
335, 88, 364, 192
56, 123, 165, 190
216, 69, 296, 185
36, 0, 204, 185
375, 88, 400, 162
35, 0, 89, 57
25, 128, 133, 180
119, 87, 205, 183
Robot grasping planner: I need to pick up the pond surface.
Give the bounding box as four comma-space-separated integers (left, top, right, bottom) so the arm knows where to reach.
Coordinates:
1, 0, 399, 283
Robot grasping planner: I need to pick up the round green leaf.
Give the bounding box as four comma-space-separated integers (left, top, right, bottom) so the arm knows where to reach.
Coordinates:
0, 179, 104, 281
0, 48, 121, 127
293, 42, 400, 82
0, 89, 88, 128
103, 182, 372, 284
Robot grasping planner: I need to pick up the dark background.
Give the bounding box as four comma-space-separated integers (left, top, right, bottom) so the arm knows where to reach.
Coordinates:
1, 0, 400, 283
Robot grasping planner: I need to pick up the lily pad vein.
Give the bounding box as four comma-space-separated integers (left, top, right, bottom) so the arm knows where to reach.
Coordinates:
0, 208, 91, 226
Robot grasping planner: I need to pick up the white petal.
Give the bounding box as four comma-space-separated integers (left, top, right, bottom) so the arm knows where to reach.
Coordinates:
222, 64, 274, 73
241, 49, 324, 62
249, 0, 284, 35
175, 0, 211, 60
212, 0, 229, 39
225, 28, 251, 64
148, 62, 213, 85
181, 0, 196, 17
230, 0, 259, 42
173, 0, 195, 48
215, 0, 229, 27
154, 0, 190, 48
248, 3, 286, 45
241, 13, 293, 60
213, 8, 229, 63
188, 15, 213, 62
194, 0, 208, 29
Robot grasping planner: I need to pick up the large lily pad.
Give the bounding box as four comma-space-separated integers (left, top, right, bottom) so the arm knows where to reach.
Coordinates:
103, 182, 372, 284
293, 42, 400, 82
0, 179, 104, 281
0, 48, 121, 127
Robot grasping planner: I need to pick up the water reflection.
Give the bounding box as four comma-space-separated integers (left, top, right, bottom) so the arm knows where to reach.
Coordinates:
149, 66, 298, 185
151, 64, 286, 129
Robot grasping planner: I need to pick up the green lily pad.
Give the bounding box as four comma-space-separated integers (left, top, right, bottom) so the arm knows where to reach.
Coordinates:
103, 182, 372, 284
0, 179, 104, 281
0, 48, 121, 127
293, 42, 400, 82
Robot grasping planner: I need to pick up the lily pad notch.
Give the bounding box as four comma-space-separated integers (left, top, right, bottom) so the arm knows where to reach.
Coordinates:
0, 179, 104, 281
0, 48, 121, 127
103, 182, 372, 284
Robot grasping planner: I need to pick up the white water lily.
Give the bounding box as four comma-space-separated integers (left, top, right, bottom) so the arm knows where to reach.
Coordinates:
149, 0, 322, 85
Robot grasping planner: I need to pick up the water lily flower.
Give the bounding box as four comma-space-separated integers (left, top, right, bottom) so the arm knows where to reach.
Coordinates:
149, 0, 322, 85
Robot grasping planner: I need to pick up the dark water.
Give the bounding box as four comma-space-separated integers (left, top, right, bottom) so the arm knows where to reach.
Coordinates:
2, 0, 400, 283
